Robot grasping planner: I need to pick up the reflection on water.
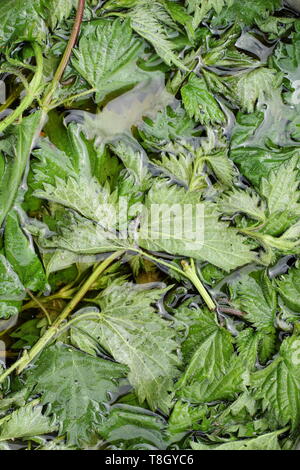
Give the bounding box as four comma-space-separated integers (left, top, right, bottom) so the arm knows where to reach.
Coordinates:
67, 74, 174, 145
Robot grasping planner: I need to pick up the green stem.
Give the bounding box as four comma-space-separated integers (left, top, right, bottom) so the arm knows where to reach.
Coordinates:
0, 43, 43, 134
133, 249, 216, 310
42, 0, 86, 108
25, 289, 52, 325
21, 288, 76, 311
49, 87, 96, 109
0, 85, 23, 114
181, 259, 216, 311
0, 251, 124, 383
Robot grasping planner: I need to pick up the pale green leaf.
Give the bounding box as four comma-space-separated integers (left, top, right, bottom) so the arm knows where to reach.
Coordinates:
0, 404, 56, 442
260, 157, 300, 216
139, 183, 255, 272
252, 336, 300, 428
218, 188, 266, 222
129, 3, 186, 69
71, 283, 180, 412
233, 68, 280, 113
26, 343, 127, 446
181, 74, 225, 125
191, 430, 283, 450
276, 266, 300, 312
72, 19, 146, 103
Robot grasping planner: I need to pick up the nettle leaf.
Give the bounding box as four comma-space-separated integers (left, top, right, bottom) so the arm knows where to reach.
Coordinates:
164, 1, 194, 39
0, 0, 78, 46
32, 136, 118, 227
0, 403, 56, 442
0, 112, 42, 228
0, 0, 45, 46
110, 139, 151, 189
98, 404, 167, 450
275, 31, 300, 82
139, 183, 254, 272
181, 74, 225, 125
0, 254, 25, 319
236, 328, 274, 367
72, 19, 146, 103
232, 271, 277, 333
4, 211, 47, 292
230, 146, 300, 189
232, 68, 280, 113
168, 400, 207, 438
71, 283, 180, 412
276, 266, 300, 312
191, 429, 283, 450
260, 157, 300, 217
40, 0, 77, 29
40, 213, 130, 255
186, 0, 233, 28
129, 3, 187, 69
203, 148, 234, 187
26, 343, 127, 446
177, 310, 246, 403
236, 329, 262, 370
153, 152, 195, 188
218, 188, 267, 222
252, 336, 300, 429
212, 0, 283, 27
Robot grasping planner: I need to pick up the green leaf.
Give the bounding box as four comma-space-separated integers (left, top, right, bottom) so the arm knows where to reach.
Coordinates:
99, 404, 167, 450
71, 283, 180, 412
230, 146, 299, 188
40, 0, 77, 29
176, 309, 246, 403
231, 271, 277, 333
252, 336, 300, 429
26, 343, 127, 446
72, 19, 146, 103
0, 0, 45, 46
232, 68, 280, 113
110, 139, 151, 189
4, 211, 47, 292
275, 31, 300, 82
191, 429, 283, 450
186, 0, 233, 28
39, 211, 130, 255
139, 104, 197, 144
181, 74, 225, 125
0, 403, 56, 441
260, 157, 300, 217
129, 3, 187, 69
167, 400, 207, 439
0, 254, 25, 303
32, 136, 118, 226
212, 0, 283, 27
276, 266, 300, 312
218, 188, 266, 222
164, 1, 194, 39
0, 112, 42, 227
139, 183, 255, 271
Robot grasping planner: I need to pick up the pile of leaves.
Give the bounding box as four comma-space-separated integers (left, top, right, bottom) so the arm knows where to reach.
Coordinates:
0, 0, 300, 451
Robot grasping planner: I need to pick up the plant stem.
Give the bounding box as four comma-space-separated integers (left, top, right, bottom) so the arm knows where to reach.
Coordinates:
42, 0, 86, 108
25, 289, 52, 325
133, 249, 216, 311
0, 251, 124, 383
0, 85, 23, 114
218, 307, 245, 318
0, 43, 43, 134
49, 87, 96, 109
181, 259, 216, 311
